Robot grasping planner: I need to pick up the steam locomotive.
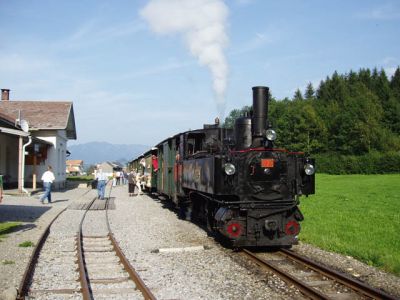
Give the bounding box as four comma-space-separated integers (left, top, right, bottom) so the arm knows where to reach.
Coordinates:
130, 86, 315, 247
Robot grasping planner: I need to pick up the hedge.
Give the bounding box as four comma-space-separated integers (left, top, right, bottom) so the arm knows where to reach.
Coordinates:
313, 151, 400, 174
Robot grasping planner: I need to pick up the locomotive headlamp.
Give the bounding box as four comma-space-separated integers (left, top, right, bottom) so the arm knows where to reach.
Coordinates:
304, 163, 315, 175
266, 129, 277, 141
224, 163, 236, 175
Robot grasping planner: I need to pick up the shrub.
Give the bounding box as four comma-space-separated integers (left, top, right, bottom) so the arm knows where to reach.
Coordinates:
66, 175, 94, 182
314, 152, 400, 174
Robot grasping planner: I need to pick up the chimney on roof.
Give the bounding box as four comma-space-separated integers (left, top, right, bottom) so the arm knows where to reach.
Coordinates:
1, 89, 10, 101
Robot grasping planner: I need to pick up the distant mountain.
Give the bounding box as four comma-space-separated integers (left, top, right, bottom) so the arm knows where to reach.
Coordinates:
67, 142, 150, 166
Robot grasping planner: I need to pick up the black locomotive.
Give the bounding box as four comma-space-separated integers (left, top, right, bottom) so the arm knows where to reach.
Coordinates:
130, 86, 315, 247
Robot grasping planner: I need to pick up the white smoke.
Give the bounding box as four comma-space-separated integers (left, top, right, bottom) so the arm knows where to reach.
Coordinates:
140, 0, 229, 118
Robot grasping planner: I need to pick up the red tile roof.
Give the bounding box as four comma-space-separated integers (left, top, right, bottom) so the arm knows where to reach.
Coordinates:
0, 100, 76, 139
67, 159, 83, 165
0, 111, 17, 126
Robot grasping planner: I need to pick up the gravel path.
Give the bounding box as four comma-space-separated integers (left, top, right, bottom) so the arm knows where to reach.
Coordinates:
1, 184, 399, 299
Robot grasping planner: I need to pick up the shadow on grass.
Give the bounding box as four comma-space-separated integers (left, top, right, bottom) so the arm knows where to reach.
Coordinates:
0, 223, 37, 240
0, 205, 51, 223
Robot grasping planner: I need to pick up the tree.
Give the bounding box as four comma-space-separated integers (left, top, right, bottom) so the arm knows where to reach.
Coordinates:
86, 165, 96, 177
304, 82, 315, 100
222, 67, 400, 157
388, 67, 400, 133
390, 67, 400, 91
293, 89, 303, 101
223, 106, 251, 129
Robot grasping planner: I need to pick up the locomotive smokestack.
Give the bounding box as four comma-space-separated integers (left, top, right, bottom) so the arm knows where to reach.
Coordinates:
252, 86, 269, 147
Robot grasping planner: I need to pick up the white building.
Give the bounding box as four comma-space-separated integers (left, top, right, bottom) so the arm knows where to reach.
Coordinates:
0, 89, 77, 191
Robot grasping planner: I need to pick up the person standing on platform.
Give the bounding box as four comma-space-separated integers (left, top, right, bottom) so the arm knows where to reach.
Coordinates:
40, 166, 55, 204
95, 166, 107, 200
128, 171, 136, 197
135, 172, 143, 195
115, 170, 121, 185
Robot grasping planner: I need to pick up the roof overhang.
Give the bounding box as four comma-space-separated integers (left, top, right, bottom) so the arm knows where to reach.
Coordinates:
0, 126, 29, 137
31, 136, 53, 145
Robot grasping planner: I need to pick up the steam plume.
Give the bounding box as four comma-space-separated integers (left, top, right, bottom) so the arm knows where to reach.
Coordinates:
140, 0, 229, 117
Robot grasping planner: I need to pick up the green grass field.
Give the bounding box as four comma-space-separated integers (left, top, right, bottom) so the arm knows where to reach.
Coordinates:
299, 174, 400, 275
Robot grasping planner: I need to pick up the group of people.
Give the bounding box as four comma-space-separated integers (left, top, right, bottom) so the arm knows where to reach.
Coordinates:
35, 165, 147, 204
112, 170, 127, 186
128, 171, 146, 197
96, 166, 146, 199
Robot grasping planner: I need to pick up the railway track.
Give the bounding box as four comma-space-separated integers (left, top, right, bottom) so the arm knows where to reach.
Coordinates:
242, 249, 398, 300
17, 185, 156, 300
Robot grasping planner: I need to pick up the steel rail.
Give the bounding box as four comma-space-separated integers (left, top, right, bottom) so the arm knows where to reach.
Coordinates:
76, 197, 97, 300
242, 249, 329, 300
105, 187, 157, 300
17, 188, 94, 300
279, 249, 399, 300
17, 207, 68, 299
107, 233, 157, 300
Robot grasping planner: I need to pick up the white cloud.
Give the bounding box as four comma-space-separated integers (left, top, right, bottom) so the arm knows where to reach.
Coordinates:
385, 66, 397, 78
140, 0, 229, 117
378, 57, 399, 78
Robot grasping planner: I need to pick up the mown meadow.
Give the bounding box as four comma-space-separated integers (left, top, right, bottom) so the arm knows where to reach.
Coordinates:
299, 174, 400, 275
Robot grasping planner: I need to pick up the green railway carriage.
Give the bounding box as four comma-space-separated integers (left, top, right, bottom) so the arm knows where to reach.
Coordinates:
129, 148, 158, 192
156, 137, 177, 202
155, 127, 223, 204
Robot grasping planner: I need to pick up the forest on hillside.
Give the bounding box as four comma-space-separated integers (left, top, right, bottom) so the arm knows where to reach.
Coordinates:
224, 67, 400, 173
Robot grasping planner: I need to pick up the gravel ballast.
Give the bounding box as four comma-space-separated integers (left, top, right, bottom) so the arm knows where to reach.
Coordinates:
0, 187, 95, 299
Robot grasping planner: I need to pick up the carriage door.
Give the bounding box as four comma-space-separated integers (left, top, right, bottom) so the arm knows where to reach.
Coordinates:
162, 140, 175, 197
162, 142, 169, 194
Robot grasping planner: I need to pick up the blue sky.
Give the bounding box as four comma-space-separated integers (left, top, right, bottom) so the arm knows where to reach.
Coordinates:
1, 0, 399, 146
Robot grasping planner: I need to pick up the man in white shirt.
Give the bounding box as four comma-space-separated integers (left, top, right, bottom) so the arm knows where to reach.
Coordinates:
40, 166, 55, 204
95, 166, 108, 200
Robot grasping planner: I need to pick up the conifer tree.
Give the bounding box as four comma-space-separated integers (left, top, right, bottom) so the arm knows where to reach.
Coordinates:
387, 67, 400, 133
293, 89, 304, 101
304, 82, 315, 100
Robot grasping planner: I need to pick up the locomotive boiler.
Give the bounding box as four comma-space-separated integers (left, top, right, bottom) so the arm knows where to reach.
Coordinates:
130, 86, 315, 247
